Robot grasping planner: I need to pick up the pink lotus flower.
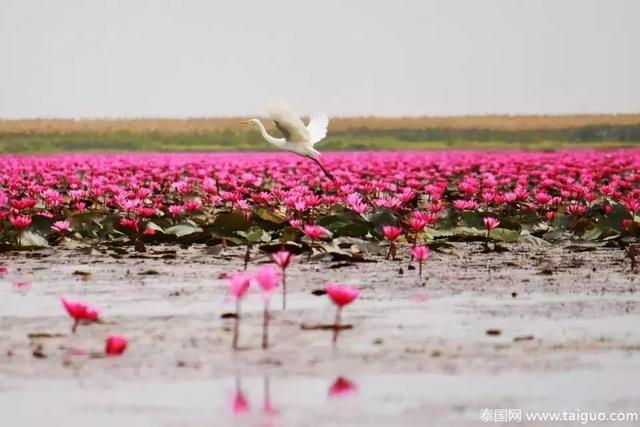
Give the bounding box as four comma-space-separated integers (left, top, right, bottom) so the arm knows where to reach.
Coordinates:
255, 265, 280, 349
382, 225, 403, 241
411, 245, 430, 277
503, 192, 517, 203
1, 151, 639, 256
61, 296, 100, 333
272, 249, 294, 310
228, 272, 250, 298
623, 197, 640, 215
119, 217, 140, 232
135, 207, 156, 218
10, 215, 32, 230
183, 199, 202, 213
382, 225, 403, 260
227, 272, 251, 350
255, 265, 280, 299
346, 193, 369, 214
566, 204, 588, 217
272, 249, 294, 270
483, 217, 500, 238
428, 201, 443, 213
328, 377, 358, 398
303, 224, 328, 241
168, 204, 184, 219
11, 198, 36, 211
105, 335, 128, 356
407, 216, 427, 233
535, 192, 552, 205
289, 219, 303, 230
51, 220, 71, 233
326, 284, 360, 345
411, 245, 430, 261
326, 284, 360, 307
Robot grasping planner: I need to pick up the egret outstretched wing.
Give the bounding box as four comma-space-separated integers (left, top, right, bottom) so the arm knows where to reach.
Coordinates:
307, 114, 329, 145
268, 101, 310, 143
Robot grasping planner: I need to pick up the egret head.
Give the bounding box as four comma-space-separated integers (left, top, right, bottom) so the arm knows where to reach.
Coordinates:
243, 118, 260, 128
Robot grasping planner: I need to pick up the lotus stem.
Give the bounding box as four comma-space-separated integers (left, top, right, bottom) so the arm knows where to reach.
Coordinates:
243, 245, 251, 270
233, 299, 241, 350
262, 299, 270, 349
281, 270, 287, 310
332, 307, 342, 345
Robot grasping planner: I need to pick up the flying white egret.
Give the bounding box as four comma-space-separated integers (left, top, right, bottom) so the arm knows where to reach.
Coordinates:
244, 102, 334, 181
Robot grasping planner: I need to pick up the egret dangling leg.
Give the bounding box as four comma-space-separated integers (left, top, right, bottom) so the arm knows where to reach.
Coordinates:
245, 101, 334, 182
308, 156, 335, 182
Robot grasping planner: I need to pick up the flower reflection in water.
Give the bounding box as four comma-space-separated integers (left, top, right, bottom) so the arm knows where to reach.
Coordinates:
262, 375, 278, 416
231, 377, 250, 417
328, 376, 358, 398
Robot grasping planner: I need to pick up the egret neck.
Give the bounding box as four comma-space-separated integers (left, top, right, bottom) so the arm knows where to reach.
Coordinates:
252, 119, 285, 149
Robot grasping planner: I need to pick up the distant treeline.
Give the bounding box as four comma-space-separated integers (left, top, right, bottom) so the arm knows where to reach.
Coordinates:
344, 124, 640, 143
1, 119, 639, 153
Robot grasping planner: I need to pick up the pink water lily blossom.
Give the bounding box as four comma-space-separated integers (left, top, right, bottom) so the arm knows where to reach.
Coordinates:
382, 225, 403, 260
303, 224, 329, 241
105, 335, 128, 356
326, 284, 360, 307
483, 217, 500, 238
272, 249, 294, 270
51, 220, 71, 233
61, 296, 100, 333
325, 284, 360, 345
411, 245, 431, 277
10, 215, 32, 230
256, 265, 280, 297
0, 150, 639, 253
227, 272, 251, 350
255, 265, 280, 349
271, 249, 294, 310
228, 272, 251, 299
382, 225, 403, 241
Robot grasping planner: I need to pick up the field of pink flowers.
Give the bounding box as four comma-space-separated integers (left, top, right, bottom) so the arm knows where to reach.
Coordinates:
1, 150, 639, 253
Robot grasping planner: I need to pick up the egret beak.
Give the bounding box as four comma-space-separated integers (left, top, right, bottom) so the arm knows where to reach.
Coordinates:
242, 120, 250, 124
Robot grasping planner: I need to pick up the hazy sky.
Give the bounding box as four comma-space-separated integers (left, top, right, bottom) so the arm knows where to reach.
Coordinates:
1, 0, 638, 118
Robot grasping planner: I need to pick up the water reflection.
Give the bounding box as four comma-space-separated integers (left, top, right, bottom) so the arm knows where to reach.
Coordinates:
12, 281, 31, 295
229, 374, 357, 421
328, 376, 358, 398
231, 377, 250, 416
262, 375, 278, 416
